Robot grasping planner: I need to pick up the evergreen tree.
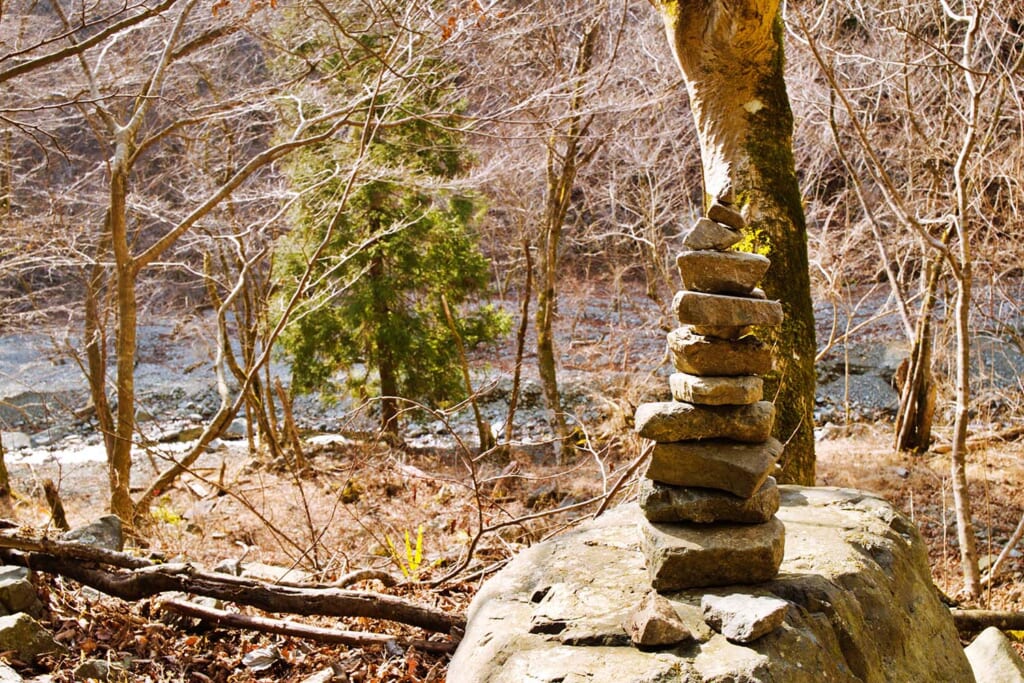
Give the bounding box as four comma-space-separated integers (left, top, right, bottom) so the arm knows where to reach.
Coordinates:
275, 26, 508, 437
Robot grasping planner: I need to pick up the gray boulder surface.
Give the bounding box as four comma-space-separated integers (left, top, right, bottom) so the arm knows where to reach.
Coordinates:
449, 486, 974, 683
61, 515, 124, 552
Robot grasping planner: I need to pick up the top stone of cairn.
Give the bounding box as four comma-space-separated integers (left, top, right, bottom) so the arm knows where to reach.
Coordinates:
681, 218, 742, 252
707, 201, 745, 231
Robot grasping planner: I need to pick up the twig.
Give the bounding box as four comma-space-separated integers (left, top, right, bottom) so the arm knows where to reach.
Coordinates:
594, 441, 652, 518
981, 512, 1024, 588
158, 598, 456, 653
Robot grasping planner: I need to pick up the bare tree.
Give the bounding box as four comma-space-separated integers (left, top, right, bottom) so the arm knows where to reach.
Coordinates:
791, 0, 1024, 596
1, 0, 453, 522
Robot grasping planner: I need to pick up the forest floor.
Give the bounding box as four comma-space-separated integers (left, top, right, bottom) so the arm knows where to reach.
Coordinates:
0, 281, 1023, 681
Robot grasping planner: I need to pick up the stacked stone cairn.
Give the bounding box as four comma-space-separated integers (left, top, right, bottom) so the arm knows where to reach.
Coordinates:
634, 201, 786, 592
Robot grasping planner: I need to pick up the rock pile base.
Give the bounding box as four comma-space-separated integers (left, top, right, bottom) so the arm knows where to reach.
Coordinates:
448, 487, 975, 682
635, 203, 786, 590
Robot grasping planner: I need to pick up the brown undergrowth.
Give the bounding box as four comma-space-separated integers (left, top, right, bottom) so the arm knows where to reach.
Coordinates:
6, 424, 1023, 680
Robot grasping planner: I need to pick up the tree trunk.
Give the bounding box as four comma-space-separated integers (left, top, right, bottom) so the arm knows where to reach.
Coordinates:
951, 267, 980, 597
109, 153, 138, 523
895, 254, 941, 453
84, 231, 116, 457
535, 24, 599, 461
370, 252, 400, 439
653, 0, 816, 484
0, 438, 9, 500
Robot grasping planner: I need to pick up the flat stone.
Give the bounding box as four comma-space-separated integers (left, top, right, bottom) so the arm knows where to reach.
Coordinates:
634, 401, 775, 443
681, 218, 741, 251
674, 290, 783, 328
240, 562, 313, 585
61, 515, 123, 552
965, 626, 1024, 682
668, 328, 772, 376
639, 477, 780, 524
0, 663, 19, 683
0, 613, 65, 661
641, 517, 786, 590
0, 433, 30, 451
708, 201, 745, 230
676, 250, 770, 295
669, 373, 762, 405
646, 438, 782, 498
622, 591, 692, 647
0, 577, 42, 618
701, 593, 790, 643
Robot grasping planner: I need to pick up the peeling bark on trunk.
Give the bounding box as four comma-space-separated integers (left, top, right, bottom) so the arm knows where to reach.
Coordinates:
652, 0, 816, 484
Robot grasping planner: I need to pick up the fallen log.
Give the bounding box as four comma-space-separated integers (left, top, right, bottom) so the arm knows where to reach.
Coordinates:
158, 598, 456, 653
0, 532, 462, 636
952, 609, 1024, 633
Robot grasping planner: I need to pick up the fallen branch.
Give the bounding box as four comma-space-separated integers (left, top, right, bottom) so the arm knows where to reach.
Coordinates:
952, 609, 1024, 633
0, 530, 149, 569
0, 532, 461, 635
931, 425, 1024, 454
333, 569, 398, 588
158, 598, 456, 653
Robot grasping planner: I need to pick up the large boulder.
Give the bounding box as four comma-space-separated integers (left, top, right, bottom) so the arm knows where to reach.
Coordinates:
449, 486, 974, 683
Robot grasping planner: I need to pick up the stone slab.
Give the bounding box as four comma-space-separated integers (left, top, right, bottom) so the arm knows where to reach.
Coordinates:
634, 401, 775, 443
642, 517, 786, 590
676, 250, 770, 295
669, 372, 762, 405
708, 201, 745, 230
681, 218, 742, 251
701, 593, 789, 643
639, 477, 780, 524
674, 290, 783, 328
449, 487, 976, 683
646, 437, 782, 498
668, 327, 772, 376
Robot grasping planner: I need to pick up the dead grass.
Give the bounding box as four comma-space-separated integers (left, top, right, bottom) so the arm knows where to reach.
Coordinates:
817, 424, 1024, 611
3, 423, 1023, 679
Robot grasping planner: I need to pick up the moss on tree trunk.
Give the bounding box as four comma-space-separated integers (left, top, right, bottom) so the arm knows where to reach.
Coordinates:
741, 16, 816, 484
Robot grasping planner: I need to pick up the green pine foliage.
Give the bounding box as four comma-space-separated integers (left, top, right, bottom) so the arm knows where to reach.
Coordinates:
274, 27, 508, 426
